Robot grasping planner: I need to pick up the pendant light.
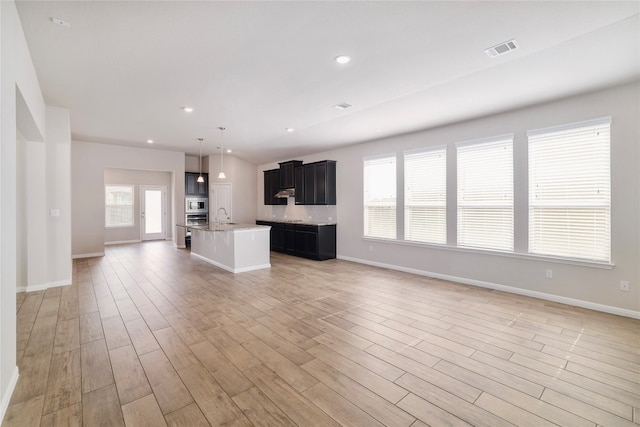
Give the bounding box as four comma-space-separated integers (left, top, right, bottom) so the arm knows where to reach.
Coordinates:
218, 126, 226, 179
197, 138, 205, 183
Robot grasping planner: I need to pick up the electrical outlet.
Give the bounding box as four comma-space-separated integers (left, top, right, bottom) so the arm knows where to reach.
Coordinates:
620, 281, 629, 292
546, 269, 553, 279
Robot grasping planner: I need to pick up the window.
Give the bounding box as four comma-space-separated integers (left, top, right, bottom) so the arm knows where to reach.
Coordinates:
528, 118, 611, 262
404, 147, 447, 244
364, 155, 396, 239
105, 185, 134, 227
457, 136, 513, 251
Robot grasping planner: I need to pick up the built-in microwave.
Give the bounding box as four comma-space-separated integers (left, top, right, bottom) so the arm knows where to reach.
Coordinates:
185, 198, 208, 213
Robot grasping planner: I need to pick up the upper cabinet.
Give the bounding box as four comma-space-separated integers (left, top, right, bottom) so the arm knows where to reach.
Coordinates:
264, 160, 336, 206
186, 172, 208, 197
302, 160, 336, 205
278, 160, 303, 189
264, 169, 286, 205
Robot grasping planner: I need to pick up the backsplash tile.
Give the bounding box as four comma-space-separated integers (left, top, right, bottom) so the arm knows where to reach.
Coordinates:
260, 199, 337, 223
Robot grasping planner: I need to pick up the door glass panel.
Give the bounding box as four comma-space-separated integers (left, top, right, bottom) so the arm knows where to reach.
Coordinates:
144, 190, 162, 234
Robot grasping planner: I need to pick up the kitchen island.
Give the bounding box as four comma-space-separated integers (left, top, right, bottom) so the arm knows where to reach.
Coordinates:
179, 223, 271, 273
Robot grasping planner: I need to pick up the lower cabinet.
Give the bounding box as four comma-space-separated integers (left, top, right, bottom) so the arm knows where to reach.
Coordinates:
256, 221, 336, 260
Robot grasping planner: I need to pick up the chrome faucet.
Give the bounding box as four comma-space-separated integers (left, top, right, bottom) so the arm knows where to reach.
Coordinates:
216, 207, 228, 226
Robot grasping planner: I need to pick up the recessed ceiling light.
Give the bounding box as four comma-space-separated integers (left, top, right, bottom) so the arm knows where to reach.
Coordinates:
226, 149, 232, 153
146, 139, 154, 144
50, 17, 70, 28
333, 102, 352, 110
335, 55, 351, 64
286, 128, 294, 133
182, 106, 194, 113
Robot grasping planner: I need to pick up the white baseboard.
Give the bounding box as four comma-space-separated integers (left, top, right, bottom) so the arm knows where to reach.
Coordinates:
338, 255, 640, 320
190, 252, 270, 274
0, 366, 19, 424
71, 252, 104, 259
104, 239, 141, 246
16, 279, 72, 293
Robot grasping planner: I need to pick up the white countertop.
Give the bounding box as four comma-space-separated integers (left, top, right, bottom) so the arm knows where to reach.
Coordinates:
256, 219, 337, 226
178, 223, 270, 232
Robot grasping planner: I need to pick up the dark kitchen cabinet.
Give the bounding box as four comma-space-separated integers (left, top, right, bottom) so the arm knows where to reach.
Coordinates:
303, 161, 336, 205
294, 165, 304, 205
278, 160, 303, 189
256, 221, 336, 260
263, 169, 286, 205
185, 172, 208, 197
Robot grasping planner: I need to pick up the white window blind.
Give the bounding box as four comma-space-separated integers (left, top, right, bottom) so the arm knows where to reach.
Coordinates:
404, 147, 446, 244
457, 136, 513, 251
105, 185, 134, 227
364, 155, 396, 239
528, 118, 611, 262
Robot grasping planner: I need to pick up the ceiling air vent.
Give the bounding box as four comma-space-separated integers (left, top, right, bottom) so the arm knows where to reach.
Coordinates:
485, 39, 519, 58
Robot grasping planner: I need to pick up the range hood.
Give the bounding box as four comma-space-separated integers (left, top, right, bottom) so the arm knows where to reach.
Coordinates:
275, 188, 295, 198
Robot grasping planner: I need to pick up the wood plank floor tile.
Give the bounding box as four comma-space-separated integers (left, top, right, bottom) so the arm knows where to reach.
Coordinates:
232, 387, 297, 427
177, 363, 247, 426
6, 242, 640, 427
308, 343, 408, 403
43, 349, 82, 415
190, 340, 253, 397
39, 402, 82, 427
121, 394, 167, 427
101, 315, 132, 350
52, 318, 80, 355
2, 395, 45, 427
82, 384, 124, 427
138, 349, 193, 415
243, 364, 341, 427
79, 311, 104, 344
397, 392, 472, 427
109, 345, 153, 405
164, 403, 210, 427
81, 339, 114, 394
241, 338, 319, 393
124, 317, 161, 355
152, 327, 199, 371
301, 358, 416, 427
395, 373, 514, 427
303, 382, 386, 427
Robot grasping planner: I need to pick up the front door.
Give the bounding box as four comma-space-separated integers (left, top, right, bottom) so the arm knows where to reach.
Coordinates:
141, 185, 166, 241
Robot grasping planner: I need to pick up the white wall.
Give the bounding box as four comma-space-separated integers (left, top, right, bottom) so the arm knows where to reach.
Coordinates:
258, 82, 640, 317
208, 154, 257, 225
1, 0, 48, 421
104, 168, 173, 244
71, 141, 186, 257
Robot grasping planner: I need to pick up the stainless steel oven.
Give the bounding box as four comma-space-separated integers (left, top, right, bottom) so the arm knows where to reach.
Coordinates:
185, 197, 208, 214
185, 213, 208, 247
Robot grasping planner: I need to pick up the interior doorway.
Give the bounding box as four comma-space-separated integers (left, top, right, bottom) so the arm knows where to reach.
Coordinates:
141, 185, 166, 240
211, 183, 232, 224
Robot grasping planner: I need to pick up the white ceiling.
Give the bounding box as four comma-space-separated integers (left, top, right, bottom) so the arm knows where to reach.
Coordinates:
15, 1, 640, 165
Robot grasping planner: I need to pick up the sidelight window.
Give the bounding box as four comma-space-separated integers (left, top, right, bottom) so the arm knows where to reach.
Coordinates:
105, 185, 134, 227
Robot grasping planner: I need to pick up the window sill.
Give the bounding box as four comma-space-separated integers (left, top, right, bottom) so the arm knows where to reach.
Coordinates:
362, 236, 614, 270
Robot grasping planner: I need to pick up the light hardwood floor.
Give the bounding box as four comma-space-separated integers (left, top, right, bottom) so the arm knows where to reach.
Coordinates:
3, 241, 639, 426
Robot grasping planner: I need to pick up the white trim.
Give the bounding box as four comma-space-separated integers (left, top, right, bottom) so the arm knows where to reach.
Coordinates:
190, 252, 271, 273
0, 366, 19, 424
362, 237, 614, 270
454, 132, 514, 148
337, 255, 639, 320
16, 279, 72, 293
403, 145, 447, 156
71, 252, 104, 259
527, 116, 612, 137
104, 239, 141, 246
363, 152, 397, 162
